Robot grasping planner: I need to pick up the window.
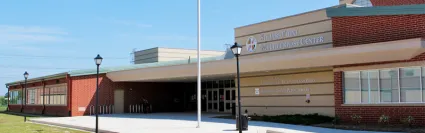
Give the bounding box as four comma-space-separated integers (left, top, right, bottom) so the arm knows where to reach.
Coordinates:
46, 86, 67, 105
400, 67, 421, 102
353, 0, 373, 7
380, 69, 399, 102
344, 67, 425, 104
9, 90, 23, 104
344, 72, 360, 103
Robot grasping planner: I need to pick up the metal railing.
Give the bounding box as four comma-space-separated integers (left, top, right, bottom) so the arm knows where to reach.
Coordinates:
129, 104, 152, 113
89, 105, 114, 115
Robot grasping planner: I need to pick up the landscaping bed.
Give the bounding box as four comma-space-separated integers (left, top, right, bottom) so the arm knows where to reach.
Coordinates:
214, 114, 425, 133
314, 123, 425, 133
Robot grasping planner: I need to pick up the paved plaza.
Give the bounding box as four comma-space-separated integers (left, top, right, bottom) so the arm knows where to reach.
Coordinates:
30, 113, 390, 133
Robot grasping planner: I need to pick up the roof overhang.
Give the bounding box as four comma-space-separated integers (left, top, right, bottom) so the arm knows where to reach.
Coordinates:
5, 72, 68, 87
107, 38, 425, 82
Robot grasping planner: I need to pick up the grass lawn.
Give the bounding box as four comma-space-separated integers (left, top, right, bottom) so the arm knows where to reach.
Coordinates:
0, 106, 87, 133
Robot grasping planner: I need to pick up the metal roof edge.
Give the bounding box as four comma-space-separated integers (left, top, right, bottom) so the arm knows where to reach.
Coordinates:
6, 72, 68, 87
326, 4, 425, 17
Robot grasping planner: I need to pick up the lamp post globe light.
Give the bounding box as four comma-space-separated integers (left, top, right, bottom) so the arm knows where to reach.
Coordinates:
231, 42, 243, 132
23, 71, 29, 122
94, 54, 103, 133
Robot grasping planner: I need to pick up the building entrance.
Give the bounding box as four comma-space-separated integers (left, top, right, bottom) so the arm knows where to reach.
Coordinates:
203, 80, 235, 113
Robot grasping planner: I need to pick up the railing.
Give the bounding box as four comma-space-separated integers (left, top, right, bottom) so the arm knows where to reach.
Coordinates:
129, 104, 152, 113
89, 105, 114, 115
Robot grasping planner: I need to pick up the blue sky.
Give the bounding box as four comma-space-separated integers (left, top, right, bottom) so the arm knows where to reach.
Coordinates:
0, 0, 337, 95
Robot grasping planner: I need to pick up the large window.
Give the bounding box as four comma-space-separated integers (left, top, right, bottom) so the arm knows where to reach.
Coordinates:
9, 90, 23, 104
344, 67, 425, 104
46, 85, 67, 105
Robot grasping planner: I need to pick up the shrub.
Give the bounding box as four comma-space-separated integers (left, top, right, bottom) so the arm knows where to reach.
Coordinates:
351, 114, 362, 124
378, 114, 390, 126
401, 116, 415, 127
258, 113, 333, 125
332, 116, 340, 125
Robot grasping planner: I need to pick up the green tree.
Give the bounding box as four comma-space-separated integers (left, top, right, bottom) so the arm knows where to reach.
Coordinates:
0, 96, 5, 106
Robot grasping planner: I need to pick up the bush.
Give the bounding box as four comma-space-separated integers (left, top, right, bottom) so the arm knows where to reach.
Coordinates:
351, 114, 362, 125
257, 113, 333, 125
378, 114, 390, 126
401, 116, 415, 127
332, 116, 341, 125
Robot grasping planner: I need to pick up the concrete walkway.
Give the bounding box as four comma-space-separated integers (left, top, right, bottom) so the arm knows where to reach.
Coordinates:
30, 113, 390, 133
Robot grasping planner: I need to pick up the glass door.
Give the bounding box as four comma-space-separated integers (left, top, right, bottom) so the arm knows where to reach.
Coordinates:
224, 88, 235, 113
207, 89, 219, 112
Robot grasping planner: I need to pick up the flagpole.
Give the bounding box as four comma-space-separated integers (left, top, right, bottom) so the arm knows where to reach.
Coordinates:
196, 0, 202, 128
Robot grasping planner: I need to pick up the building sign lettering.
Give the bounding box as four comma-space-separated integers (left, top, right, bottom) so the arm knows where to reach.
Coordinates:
255, 88, 311, 95
244, 28, 327, 54
260, 30, 298, 42
261, 77, 316, 85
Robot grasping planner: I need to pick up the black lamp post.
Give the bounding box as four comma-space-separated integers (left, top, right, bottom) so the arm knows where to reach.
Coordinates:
231, 42, 242, 133
23, 71, 29, 122
94, 54, 103, 133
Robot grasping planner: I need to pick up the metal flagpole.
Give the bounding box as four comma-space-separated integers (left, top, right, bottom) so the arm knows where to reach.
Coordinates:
196, 0, 201, 128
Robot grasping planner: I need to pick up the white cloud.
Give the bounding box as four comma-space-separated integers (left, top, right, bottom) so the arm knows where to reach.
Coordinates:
0, 25, 68, 45
0, 25, 68, 35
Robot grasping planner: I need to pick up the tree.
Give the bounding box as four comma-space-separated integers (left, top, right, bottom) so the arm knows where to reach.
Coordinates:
0, 96, 5, 106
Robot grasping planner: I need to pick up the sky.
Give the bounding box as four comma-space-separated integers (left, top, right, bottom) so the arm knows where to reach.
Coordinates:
0, 0, 337, 95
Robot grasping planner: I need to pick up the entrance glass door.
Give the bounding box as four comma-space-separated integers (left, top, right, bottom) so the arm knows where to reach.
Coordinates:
207, 89, 218, 112
224, 88, 235, 113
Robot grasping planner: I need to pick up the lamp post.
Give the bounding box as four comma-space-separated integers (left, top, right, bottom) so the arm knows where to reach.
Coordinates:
94, 54, 103, 133
23, 71, 29, 122
231, 42, 242, 133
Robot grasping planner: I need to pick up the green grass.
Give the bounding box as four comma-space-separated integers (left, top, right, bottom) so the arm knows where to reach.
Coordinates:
0, 107, 88, 133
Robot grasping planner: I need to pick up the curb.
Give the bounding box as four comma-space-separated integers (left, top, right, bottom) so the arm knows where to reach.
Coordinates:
29, 119, 117, 133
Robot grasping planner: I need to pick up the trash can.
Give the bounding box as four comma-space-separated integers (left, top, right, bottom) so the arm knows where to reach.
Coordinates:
236, 114, 250, 131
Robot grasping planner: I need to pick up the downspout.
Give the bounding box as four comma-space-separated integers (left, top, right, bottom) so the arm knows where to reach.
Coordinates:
66, 74, 72, 116
42, 79, 46, 115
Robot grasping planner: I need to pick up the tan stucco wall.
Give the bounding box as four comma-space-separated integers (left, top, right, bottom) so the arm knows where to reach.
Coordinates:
340, 0, 355, 5
237, 69, 335, 116
234, 9, 332, 56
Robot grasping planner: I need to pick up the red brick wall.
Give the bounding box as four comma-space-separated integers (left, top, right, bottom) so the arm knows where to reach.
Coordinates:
70, 74, 118, 116
332, 14, 425, 125
332, 15, 425, 47
370, 0, 425, 6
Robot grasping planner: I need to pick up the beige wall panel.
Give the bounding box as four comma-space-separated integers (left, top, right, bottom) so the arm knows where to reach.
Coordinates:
235, 20, 332, 44
340, 0, 355, 4
237, 32, 332, 55
235, 9, 329, 37
241, 67, 332, 77
241, 107, 335, 116
240, 83, 334, 96
245, 44, 333, 58
239, 71, 334, 87
240, 95, 334, 107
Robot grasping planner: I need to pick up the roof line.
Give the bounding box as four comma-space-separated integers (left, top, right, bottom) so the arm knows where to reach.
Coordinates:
234, 4, 342, 30
6, 72, 68, 86
326, 4, 425, 17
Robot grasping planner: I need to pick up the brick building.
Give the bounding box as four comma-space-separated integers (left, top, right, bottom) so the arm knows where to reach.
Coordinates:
6, 0, 425, 125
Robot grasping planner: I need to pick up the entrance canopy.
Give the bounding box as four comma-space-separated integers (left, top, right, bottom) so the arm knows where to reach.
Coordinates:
107, 38, 425, 82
